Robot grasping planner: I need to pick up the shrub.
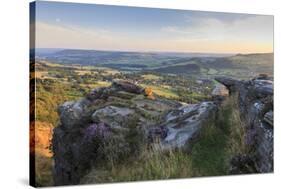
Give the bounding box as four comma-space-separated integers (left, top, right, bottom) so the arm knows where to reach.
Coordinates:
145, 87, 155, 100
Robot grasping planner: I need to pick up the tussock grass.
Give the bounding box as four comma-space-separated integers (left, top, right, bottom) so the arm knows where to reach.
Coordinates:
190, 93, 247, 177
82, 147, 193, 183
189, 94, 246, 176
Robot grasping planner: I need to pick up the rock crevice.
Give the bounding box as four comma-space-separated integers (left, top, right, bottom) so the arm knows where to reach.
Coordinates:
215, 76, 273, 173
52, 76, 273, 185
52, 81, 217, 185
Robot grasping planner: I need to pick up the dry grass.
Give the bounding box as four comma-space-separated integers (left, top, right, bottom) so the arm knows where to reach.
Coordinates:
81, 94, 248, 184
141, 74, 162, 80
223, 94, 247, 156
82, 147, 193, 183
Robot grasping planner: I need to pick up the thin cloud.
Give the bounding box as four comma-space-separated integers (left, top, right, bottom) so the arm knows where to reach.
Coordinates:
161, 15, 273, 43
36, 14, 273, 54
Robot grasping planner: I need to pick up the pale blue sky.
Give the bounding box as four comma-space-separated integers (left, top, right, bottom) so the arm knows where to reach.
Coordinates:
34, 1, 274, 53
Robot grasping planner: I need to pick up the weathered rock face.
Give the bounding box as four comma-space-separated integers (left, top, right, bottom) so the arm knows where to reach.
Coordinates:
52, 80, 218, 185
149, 102, 217, 151
52, 81, 180, 185
264, 111, 273, 126
58, 99, 92, 130
112, 80, 144, 94
211, 83, 229, 102
215, 77, 240, 90
215, 76, 273, 173
92, 106, 135, 129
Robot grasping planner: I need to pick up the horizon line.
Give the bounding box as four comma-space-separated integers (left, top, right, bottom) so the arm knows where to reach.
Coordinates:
34, 47, 274, 55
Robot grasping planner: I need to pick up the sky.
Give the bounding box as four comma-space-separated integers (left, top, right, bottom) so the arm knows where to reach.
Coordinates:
34, 1, 274, 54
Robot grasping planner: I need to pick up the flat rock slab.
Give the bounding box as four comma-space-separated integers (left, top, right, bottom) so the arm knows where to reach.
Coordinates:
149, 101, 217, 151
92, 106, 135, 129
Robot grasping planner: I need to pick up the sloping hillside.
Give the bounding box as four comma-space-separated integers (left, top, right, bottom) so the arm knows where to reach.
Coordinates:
38, 49, 273, 79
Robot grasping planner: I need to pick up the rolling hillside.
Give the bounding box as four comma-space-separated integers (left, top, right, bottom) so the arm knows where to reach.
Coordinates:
37, 48, 273, 79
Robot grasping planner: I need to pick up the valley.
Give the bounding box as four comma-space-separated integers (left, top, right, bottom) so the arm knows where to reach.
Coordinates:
37, 49, 273, 79
32, 49, 273, 186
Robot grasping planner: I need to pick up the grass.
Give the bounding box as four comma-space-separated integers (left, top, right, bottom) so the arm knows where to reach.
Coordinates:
81, 94, 247, 183
190, 93, 246, 176
104, 69, 120, 75
35, 154, 53, 187
82, 148, 193, 183
34, 60, 247, 185
141, 74, 162, 80
75, 70, 93, 75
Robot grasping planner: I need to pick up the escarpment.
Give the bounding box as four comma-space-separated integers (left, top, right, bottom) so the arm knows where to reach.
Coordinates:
52, 80, 218, 185
52, 76, 273, 185
215, 75, 273, 173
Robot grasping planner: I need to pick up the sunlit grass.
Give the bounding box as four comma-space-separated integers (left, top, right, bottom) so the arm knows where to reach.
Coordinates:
141, 74, 162, 80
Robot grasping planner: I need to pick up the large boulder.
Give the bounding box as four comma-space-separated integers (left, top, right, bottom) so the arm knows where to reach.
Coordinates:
52, 81, 179, 185
58, 98, 92, 130
91, 106, 135, 130
212, 83, 229, 102
149, 101, 217, 151
52, 122, 112, 186
112, 80, 144, 94
215, 77, 240, 89
86, 87, 108, 101
252, 79, 273, 97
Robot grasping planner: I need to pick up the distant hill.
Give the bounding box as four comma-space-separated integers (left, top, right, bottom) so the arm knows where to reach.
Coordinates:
228, 53, 273, 67
39, 49, 176, 67
36, 48, 231, 67
35, 48, 273, 78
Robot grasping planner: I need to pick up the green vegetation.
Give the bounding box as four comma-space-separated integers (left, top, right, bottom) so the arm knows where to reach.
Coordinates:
35, 79, 86, 126
176, 88, 211, 103
36, 60, 215, 108
82, 94, 247, 183
33, 59, 253, 186
41, 50, 273, 79
141, 74, 162, 80
191, 94, 246, 176
35, 155, 53, 187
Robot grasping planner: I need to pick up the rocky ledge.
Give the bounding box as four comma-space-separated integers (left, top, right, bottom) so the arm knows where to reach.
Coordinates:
149, 101, 217, 151
52, 76, 273, 185
215, 75, 273, 173
52, 80, 218, 185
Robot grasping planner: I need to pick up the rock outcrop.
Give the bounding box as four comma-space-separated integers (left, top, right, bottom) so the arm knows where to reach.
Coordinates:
211, 83, 229, 101
149, 102, 217, 151
52, 80, 218, 185
52, 76, 273, 185
53, 81, 175, 185
215, 75, 273, 173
